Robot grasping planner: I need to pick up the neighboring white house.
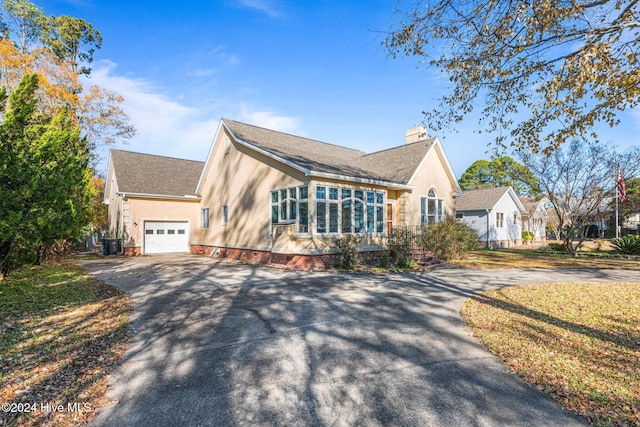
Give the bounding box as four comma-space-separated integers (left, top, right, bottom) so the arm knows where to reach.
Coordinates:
624, 212, 640, 233
455, 187, 525, 248
521, 198, 549, 243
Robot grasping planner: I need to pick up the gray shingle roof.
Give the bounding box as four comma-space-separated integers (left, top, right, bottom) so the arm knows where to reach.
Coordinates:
223, 118, 436, 185
455, 187, 511, 210
110, 149, 204, 197
359, 139, 437, 184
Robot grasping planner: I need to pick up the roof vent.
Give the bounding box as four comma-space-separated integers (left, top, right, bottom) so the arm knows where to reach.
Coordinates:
405, 126, 427, 144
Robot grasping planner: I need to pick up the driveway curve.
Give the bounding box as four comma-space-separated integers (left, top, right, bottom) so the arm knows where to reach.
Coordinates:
81, 255, 640, 426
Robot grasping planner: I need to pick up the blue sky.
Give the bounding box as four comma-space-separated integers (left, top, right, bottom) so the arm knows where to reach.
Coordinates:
37, 0, 639, 177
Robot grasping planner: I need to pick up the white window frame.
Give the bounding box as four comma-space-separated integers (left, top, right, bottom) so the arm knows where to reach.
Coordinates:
496, 212, 505, 228
320, 185, 384, 235
270, 185, 309, 233
421, 188, 444, 226
222, 205, 228, 226
201, 208, 210, 230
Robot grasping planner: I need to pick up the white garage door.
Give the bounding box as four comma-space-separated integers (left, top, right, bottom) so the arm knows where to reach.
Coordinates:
144, 221, 189, 254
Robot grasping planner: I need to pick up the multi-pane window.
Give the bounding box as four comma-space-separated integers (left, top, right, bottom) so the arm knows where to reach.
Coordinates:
329, 188, 339, 232
496, 212, 504, 228
270, 186, 309, 233
273, 184, 384, 235
298, 186, 308, 233
421, 188, 444, 225
354, 190, 365, 233
376, 193, 384, 233
317, 185, 384, 234
341, 189, 352, 233
316, 185, 330, 233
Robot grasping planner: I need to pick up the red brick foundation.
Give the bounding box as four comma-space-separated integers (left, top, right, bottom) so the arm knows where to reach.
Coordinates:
124, 246, 141, 256
190, 245, 216, 256
190, 245, 340, 271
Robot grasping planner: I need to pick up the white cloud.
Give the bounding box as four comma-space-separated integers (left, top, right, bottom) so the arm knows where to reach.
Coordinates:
237, 0, 283, 18
83, 60, 215, 168
82, 60, 302, 172
239, 106, 302, 134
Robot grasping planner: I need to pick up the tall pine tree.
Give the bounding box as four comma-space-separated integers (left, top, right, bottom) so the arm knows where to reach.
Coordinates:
0, 73, 91, 279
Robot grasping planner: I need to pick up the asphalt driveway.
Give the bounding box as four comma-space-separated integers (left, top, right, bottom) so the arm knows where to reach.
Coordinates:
81, 255, 640, 426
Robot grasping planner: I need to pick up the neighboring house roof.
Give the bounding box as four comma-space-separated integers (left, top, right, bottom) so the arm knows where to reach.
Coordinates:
456, 186, 526, 211
109, 149, 204, 198
220, 118, 441, 188
521, 199, 547, 214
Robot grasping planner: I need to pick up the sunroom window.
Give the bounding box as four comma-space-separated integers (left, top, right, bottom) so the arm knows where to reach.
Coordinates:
270, 185, 309, 233
317, 185, 385, 234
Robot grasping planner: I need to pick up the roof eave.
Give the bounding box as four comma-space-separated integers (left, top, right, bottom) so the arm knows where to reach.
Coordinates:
195, 120, 225, 194
456, 207, 493, 211
224, 120, 312, 176
308, 171, 414, 190
117, 192, 201, 201
104, 150, 115, 204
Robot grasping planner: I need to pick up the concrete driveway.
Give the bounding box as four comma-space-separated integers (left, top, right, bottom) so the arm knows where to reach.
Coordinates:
81, 255, 640, 426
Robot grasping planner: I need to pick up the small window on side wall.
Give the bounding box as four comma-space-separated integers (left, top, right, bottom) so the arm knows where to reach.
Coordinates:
222, 205, 229, 225
202, 208, 210, 229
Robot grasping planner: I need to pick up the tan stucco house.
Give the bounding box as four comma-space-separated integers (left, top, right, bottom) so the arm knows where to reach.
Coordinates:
104, 150, 204, 255
105, 118, 461, 265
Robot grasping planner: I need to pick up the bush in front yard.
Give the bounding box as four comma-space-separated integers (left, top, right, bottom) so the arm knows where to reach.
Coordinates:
387, 226, 415, 268
334, 234, 361, 270
418, 219, 478, 261
611, 235, 640, 255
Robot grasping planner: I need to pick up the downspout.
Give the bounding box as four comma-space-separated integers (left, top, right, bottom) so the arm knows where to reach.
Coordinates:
486, 209, 491, 249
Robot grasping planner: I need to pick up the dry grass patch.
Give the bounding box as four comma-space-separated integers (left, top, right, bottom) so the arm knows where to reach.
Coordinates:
462, 282, 640, 426
0, 260, 131, 426
450, 249, 640, 270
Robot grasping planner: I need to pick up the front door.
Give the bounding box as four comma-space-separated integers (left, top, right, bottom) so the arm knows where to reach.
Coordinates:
386, 202, 394, 235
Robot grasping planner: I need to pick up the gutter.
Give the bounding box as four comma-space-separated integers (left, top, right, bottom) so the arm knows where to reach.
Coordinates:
308, 171, 414, 190
117, 192, 201, 201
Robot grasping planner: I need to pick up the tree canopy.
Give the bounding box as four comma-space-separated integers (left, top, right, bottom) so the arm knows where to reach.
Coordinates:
459, 156, 541, 198
521, 140, 639, 256
385, 0, 640, 154
0, 74, 92, 278
0, 0, 133, 278
0, 0, 134, 156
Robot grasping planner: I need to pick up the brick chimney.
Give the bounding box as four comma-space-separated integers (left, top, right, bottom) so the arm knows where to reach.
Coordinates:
405, 126, 427, 144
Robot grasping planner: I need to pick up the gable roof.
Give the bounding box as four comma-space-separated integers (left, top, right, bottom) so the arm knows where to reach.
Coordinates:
109, 149, 204, 198
456, 186, 525, 211
358, 139, 438, 184
220, 118, 440, 188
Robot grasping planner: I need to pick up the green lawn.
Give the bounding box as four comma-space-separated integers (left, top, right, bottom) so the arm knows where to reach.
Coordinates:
450, 249, 640, 270
0, 260, 131, 426
462, 282, 640, 426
